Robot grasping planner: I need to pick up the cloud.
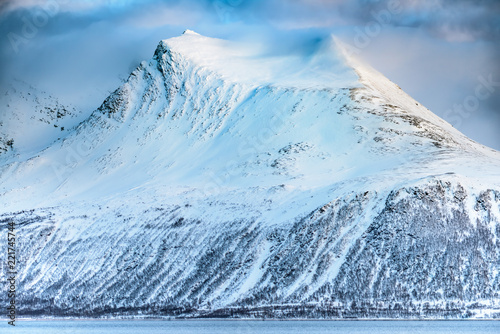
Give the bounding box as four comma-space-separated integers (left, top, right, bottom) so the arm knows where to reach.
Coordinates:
0, 0, 197, 108
3, 0, 497, 43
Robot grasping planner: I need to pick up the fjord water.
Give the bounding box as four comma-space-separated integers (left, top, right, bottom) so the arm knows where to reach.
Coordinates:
2, 320, 499, 333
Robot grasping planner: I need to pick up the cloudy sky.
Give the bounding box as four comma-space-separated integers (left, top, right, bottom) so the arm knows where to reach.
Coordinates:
1, 0, 499, 149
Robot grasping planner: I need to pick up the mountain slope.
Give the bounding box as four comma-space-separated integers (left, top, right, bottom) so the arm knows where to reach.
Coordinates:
0, 31, 499, 319
0, 80, 82, 158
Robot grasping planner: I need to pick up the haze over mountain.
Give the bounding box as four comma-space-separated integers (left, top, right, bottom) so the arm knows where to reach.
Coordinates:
0, 31, 499, 319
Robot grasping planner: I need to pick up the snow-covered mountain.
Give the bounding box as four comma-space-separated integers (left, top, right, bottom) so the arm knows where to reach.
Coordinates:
1, 30, 499, 319
0, 80, 82, 158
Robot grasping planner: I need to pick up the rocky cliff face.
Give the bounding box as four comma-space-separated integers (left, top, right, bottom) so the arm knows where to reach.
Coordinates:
0, 32, 499, 319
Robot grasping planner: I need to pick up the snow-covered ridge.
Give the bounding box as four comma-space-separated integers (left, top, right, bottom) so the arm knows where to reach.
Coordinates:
0, 80, 81, 159
153, 31, 360, 89
0, 32, 499, 319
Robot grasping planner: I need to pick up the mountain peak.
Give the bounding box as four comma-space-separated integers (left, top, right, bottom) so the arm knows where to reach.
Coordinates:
152, 32, 359, 89
182, 29, 200, 35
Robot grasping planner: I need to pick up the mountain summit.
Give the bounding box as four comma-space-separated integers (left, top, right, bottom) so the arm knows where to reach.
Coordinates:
1, 32, 499, 319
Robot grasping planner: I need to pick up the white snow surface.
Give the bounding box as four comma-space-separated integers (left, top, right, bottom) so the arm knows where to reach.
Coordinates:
0, 80, 83, 159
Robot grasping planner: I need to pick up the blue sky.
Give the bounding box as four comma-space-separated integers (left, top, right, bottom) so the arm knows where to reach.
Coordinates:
1, 0, 499, 149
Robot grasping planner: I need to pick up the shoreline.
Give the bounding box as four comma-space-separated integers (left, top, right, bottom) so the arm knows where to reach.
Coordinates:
2, 318, 500, 322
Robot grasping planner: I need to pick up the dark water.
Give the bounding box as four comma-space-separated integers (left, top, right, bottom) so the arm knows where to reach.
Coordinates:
2, 320, 499, 333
